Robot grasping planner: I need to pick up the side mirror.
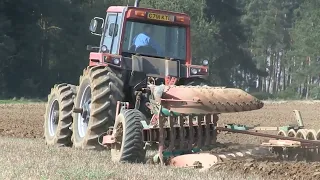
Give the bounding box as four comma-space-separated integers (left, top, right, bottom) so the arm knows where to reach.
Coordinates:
89, 19, 98, 33
87, 45, 94, 51
88, 17, 104, 36
86, 45, 100, 51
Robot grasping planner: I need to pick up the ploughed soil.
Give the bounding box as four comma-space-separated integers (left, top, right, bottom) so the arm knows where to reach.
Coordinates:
1, 100, 320, 179
213, 156, 320, 180
0, 103, 45, 138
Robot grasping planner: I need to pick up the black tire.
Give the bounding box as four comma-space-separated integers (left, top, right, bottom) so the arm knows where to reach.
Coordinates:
111, 109, 146, 163
44, 83, 76, 147
72, 66, 124, 149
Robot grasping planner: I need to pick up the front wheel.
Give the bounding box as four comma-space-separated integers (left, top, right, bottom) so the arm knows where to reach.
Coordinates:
72, 66, 124, 150
111, 109, 146, 163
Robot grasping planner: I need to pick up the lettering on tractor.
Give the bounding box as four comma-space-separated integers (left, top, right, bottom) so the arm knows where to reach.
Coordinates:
44, 0, 320, 170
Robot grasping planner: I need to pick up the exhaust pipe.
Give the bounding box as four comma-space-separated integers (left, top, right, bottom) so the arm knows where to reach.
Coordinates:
134, 0, 140, 7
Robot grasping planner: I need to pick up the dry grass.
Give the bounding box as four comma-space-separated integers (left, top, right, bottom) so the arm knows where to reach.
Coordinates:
3, 100, 320, 180
0, 137, 270, 180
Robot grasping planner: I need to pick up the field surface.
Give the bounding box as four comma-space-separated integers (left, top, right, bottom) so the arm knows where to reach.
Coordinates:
1, 101, 320, 179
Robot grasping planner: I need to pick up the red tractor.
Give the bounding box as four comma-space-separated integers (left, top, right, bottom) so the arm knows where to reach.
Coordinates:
44, 0, 263, 165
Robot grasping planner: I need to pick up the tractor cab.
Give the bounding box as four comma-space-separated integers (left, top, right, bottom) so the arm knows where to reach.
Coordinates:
88, 0, 209, 85
121, 11, 188, 62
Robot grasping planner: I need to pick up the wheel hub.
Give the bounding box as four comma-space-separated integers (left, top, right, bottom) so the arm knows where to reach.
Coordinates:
77, 85, 92, 138
82, 101, 91, 123
53, 110, 59, 123
48, 100, 59, 137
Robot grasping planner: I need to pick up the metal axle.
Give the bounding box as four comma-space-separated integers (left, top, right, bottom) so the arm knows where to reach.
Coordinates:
217, 127, 320, 145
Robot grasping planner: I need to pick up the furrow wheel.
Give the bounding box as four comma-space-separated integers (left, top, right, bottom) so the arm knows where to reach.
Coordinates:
294, 129, 308, 161
277, 130, 287, 137
287, 129, 297, 137
306, 129, 318, 161
295, 129, 308, 139
72, 66, 125, 150
44, 83, 77, 147
111, 109, 146, 163
282, 129, 298, 160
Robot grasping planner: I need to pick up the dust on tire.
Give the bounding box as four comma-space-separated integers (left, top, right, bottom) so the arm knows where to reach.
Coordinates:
44, 83, 76, 147
72, 66, 124, 150
111, 109, 146, 163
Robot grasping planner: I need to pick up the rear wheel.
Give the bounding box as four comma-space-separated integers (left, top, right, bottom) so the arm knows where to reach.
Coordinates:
111, 109, 146, 163
72, 66, 124, 150
44, 83, 76, 147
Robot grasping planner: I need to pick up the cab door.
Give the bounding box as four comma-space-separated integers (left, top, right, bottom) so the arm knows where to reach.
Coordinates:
100, 12, 123, 55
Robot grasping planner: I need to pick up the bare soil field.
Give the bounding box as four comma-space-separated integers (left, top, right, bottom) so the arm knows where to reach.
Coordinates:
1, 101, 320, 179
0, 103, 45, 138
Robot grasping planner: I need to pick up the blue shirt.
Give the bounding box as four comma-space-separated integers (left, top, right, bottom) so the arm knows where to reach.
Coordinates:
132, 33, 164, 56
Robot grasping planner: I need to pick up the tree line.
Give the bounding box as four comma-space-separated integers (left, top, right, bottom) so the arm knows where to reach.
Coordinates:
0, 0, 319, 99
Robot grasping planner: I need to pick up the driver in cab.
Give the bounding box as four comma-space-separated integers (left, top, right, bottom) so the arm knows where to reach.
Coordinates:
132, 24, 164, 56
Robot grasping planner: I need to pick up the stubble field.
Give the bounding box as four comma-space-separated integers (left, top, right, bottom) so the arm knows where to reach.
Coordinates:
1, 101, 320, 179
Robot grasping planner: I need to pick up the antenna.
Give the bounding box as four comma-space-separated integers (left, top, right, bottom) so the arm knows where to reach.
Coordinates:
134, 0, 141, 7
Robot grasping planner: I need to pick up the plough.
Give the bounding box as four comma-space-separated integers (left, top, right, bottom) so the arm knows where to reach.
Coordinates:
101, 92, 320, 171
103, 101, 320, 171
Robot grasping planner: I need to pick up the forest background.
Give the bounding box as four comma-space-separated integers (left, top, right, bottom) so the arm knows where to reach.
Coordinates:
1, 0, 318, 100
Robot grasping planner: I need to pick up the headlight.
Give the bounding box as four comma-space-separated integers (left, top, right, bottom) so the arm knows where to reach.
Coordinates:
191, 68, 198, 75
101, 45, 108, 53
202, 59, 209, 66
113, 58, 120, 65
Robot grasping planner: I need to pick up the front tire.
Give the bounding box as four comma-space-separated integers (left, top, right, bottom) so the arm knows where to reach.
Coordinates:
44, 83, 76, 147
72, 66, 124, 149
111, 109, 146, 163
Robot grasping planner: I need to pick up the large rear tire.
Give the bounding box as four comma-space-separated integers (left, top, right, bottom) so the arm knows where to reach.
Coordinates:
44, 83, 76, 147
72, 66, 124, 150
111, 109, 146, 163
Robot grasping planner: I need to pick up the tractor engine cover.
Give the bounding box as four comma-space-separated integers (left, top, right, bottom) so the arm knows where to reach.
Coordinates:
155, 85, 264, 115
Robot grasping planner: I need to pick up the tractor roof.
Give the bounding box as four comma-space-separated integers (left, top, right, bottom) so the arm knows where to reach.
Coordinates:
107, 6, 189, 17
